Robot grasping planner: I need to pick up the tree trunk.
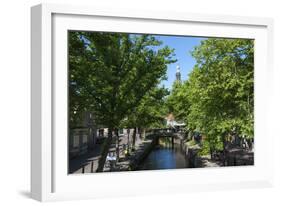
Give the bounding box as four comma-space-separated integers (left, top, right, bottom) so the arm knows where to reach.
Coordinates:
96, 128, 113, 172
210, 146, 214, 160
127, 129, 130, 151
132, 127, 137, 149
222, 134, 227, 166
115, 128, 119, 161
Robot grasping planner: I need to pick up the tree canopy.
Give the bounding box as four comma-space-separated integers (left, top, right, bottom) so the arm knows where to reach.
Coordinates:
68, 31, 176, 171
69, 31, 176, 129
168, 38, 254, 152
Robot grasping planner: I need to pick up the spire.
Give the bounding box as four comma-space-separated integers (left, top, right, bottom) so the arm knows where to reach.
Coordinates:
176, 64, 181, 82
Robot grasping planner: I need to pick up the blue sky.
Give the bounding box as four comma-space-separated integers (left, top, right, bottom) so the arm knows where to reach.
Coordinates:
153, 35, 205, 90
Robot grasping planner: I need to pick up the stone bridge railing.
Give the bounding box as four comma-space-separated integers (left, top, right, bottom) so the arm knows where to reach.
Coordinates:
145, 128, 185, 139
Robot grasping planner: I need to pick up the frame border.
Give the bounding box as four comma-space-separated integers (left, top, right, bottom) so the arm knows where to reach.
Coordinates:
31, 3, 274, 201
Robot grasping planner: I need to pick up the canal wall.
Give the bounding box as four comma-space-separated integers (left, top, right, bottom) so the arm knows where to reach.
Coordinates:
129, 137, 159, 170
180, 140, 201, 168
115, 136, 159, 171
181, 140, 224, 168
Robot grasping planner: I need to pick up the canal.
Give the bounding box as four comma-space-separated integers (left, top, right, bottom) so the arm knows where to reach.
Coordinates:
137, 140, 188, 170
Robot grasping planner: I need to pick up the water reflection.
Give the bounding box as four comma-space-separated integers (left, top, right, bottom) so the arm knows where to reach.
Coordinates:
137, 142, 188, 170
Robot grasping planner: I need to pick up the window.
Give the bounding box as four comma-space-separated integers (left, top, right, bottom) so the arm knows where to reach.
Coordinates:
73, 134, 79, 148
82, 134, 88, 144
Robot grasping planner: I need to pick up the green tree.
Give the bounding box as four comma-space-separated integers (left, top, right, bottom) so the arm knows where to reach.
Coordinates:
141, 38, 254, 160
166, 80, 191, 124
187, 38, 254, 159
68, 31, 175, 171
121, 86, 169, 150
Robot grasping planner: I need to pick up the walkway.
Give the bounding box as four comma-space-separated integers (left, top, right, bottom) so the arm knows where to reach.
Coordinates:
103, 138, 153, 172
69, 133, 144, 174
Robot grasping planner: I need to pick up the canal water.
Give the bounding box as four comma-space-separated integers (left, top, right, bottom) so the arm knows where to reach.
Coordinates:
137, 141, 188, 170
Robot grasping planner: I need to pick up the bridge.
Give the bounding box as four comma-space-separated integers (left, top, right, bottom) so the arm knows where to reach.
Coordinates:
145, 128, 186, 147
146, 128, 185, 138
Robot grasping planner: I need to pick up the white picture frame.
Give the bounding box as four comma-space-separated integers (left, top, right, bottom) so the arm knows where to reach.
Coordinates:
31, 3, 274, 202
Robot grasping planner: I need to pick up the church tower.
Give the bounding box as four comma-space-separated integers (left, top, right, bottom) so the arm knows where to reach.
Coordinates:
176, 64, 181, 83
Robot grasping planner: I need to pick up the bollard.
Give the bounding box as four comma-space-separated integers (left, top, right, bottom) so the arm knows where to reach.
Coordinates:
91, 161, 94, 173
82, 165, 85, 173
